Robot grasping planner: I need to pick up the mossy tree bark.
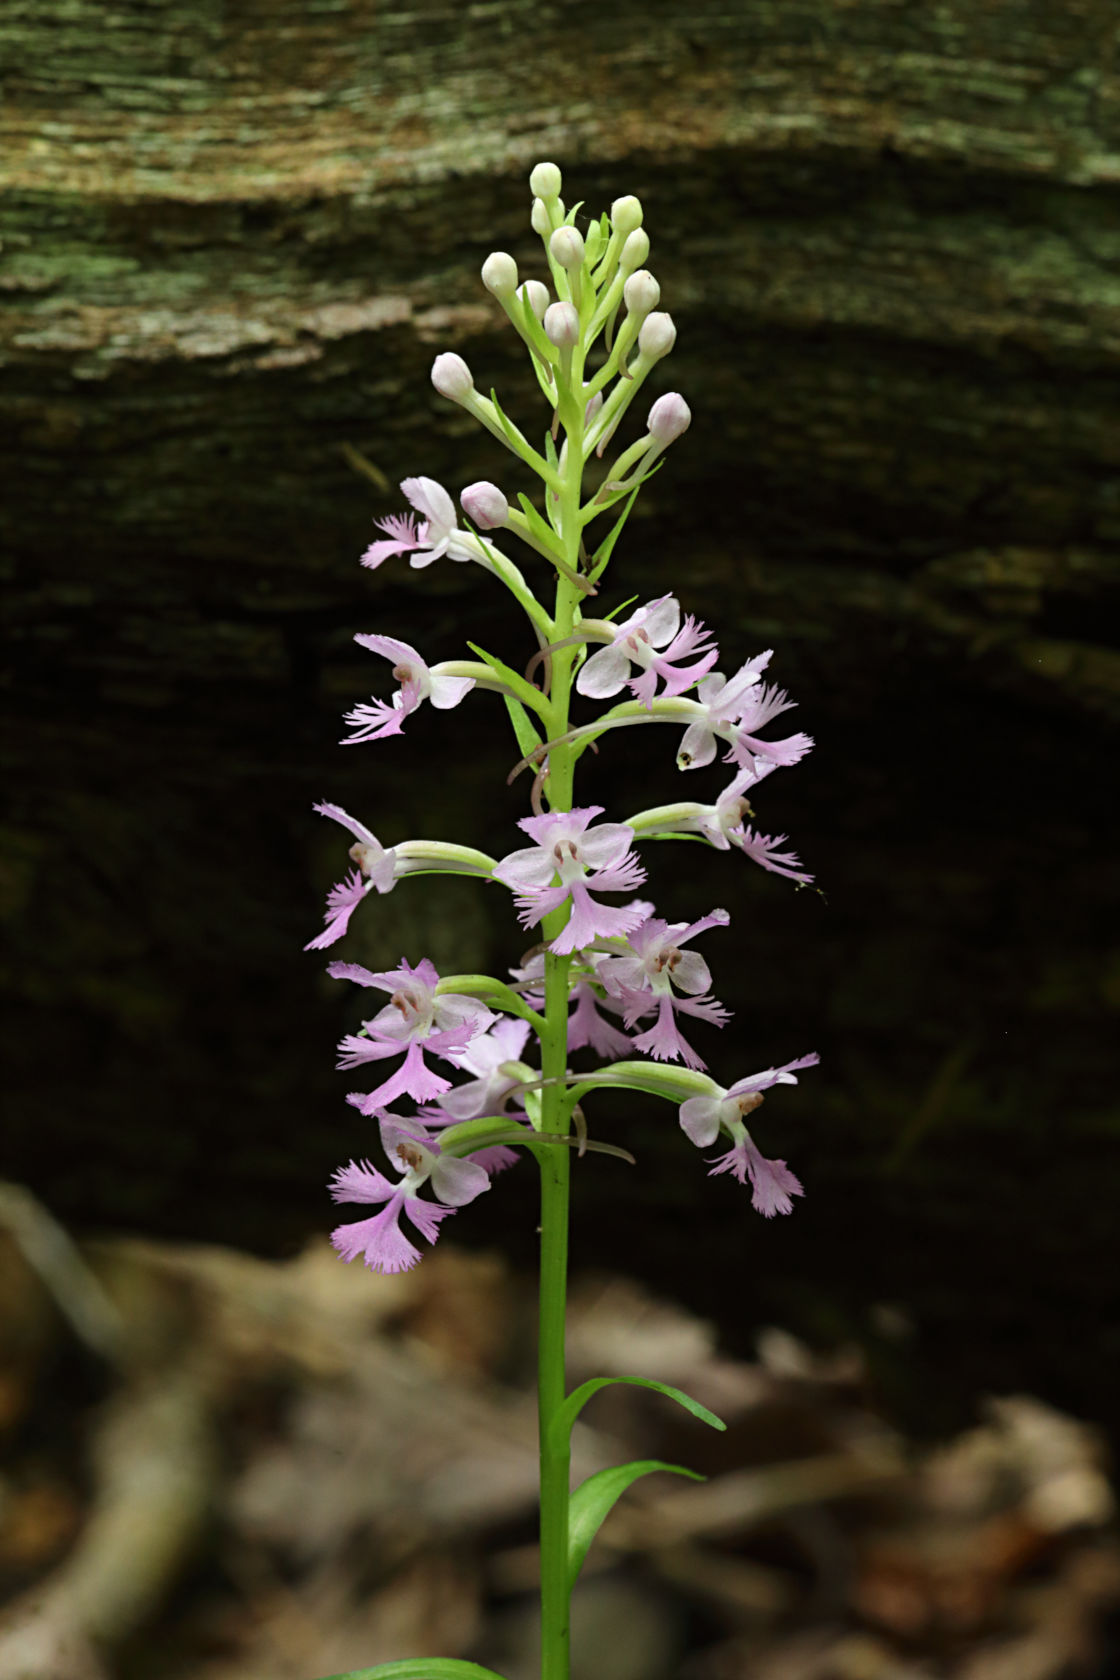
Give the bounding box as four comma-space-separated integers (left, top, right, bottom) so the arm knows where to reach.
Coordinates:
3, 0, 1118, 1431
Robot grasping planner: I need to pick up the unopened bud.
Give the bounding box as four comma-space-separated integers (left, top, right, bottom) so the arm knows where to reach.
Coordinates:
584, 391, 604, 425
544, 301, 580, 349
549, 226, 585, 270
647, 392, 691, 442
460, 481, 509, 529
431, 352, 474, 401
517, 279, 549, 321
611, 195, 643, 236
638, 311, 676, 360
529, 161, 562, 200
481, 251, 518, 298
619, 229, 650, 277
531, 197, 550, 236
623, 269, 660, 317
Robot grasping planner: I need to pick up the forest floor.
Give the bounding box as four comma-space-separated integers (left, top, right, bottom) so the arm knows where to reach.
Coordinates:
0, 1183, 1117, 1680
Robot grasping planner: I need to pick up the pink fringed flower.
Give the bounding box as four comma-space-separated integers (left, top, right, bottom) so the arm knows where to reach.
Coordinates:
361, 477, 476, 570
433, 1017, 532, 1121
305, 801, 398, 950
734, 825, 814, 885
330, 958, 495, 1112
678, 1053, 819, 1216
342, 634, 475, 744
418, 1019, 535, 1175
597, 909, 731, 1068
494, 807, 647, 956
567, 980, 633, 1059
675, 659, 812, 774
727, 683, 815, 776
329, 1123, 490, 1274
577, 595, 718, 709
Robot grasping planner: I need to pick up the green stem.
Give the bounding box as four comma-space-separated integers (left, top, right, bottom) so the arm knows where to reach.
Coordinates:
535, 336, 588, 1680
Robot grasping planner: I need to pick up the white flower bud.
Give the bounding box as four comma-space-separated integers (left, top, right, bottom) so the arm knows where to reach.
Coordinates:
517, 279, 550, 321
460, 481, 509, 529
431, 352, 474, 401
549, 226, 585, 270
623, 269, 660, 317
531, 197, 550, 236
530, 161, 562, 200
638, 311, 676, 360
647, 392, 691, 442
544, 301, 580, 349
584, 391, 604, 425
481, 251, 518, 298
619, 229, 650, 276
611, 195, 643, 236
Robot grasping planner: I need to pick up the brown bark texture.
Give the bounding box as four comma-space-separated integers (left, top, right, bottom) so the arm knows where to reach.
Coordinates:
2, 0, 1118, 1430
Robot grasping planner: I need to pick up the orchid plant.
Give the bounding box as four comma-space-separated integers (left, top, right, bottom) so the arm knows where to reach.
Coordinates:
307, 163, 819, 1680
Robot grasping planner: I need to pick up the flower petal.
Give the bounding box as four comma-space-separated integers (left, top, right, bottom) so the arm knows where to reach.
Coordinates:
576, 644, 631, 699
332, 1201, 422, 1272
430, 1155, 492, 1206
679, 1096, 724, 1149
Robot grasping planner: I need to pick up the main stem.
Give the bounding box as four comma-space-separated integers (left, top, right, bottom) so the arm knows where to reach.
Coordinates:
537, 369, 587, 1680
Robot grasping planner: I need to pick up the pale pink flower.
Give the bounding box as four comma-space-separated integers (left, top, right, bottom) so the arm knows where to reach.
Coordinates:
330, 957, 495, 1111
578, 595, 718, 710
361, 477, 476, 570
305, 801, 398, 950
567, 981, 633, 1059
733, 825, 814, 885
329, 1122, 490, 1274
675, 654, 775, 769
678, 1053, 819, 1216
433, 1017, 532, 1121
727, 683, 815, 775
597, 909, 731, 1068
342, 634, 474, 744
494, 807, 647, 956
673, 764, 778, 850
707, 1141, 805, 1216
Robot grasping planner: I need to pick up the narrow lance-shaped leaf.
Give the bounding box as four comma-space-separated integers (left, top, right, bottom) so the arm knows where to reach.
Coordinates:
465, 641, 550, 719
568, 1459, 704, 1591
314, 1662, 510, 1680
585, 485, 642, 579
550, 1375, 725, 1454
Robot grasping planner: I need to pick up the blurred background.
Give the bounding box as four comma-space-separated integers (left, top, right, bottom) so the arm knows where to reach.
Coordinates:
1, 0, 1118, 1675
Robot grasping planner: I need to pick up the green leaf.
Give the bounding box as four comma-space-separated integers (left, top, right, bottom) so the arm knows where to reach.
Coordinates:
515, 492, 562, 557
465, 642, 548, 720
588, 463, 664, 545
568, 1460, 703, 1590
552, 1376, 725, 1453
464, 641, 545, 764
587, 486, 641, 579
505, 695, 545, 763
315, 1661, 508, 1680
488, 388, 527, 457
602, 593, 638, 624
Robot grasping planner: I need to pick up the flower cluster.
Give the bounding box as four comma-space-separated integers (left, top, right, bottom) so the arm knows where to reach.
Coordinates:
308, 162, 819, 1270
